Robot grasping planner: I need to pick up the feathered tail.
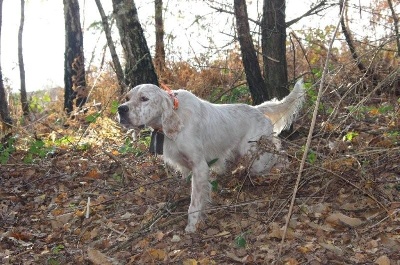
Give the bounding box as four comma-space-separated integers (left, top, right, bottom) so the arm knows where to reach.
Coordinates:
256, 79, 305, 134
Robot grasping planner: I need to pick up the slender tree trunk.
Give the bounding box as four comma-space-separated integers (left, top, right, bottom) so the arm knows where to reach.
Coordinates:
154, 0, 166, 80
63, 0, 87, 114
94, 0, 126, 94
19, 0, 29, 117
261, 0, 289, 100
234, 0, 268, 105
112, 0, 158, 87
0, 0, 12, 129
339, 0, 366, 73
387, 0, 400, 57
339, 0, 378, 86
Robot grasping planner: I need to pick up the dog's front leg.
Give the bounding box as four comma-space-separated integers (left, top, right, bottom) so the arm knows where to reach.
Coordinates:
185, 161, 211, 233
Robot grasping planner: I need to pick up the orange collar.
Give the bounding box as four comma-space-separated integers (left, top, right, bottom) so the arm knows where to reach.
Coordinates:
160, 83, 179, 110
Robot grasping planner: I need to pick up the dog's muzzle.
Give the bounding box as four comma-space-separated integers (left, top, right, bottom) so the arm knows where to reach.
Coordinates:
118, 105, 129, 114
117, 105, 130, 126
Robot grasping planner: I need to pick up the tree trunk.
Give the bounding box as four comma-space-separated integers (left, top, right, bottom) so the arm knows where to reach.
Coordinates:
112, 0, 158, 87
94, 0, 126, 94
339, 0, 378, 86
233, 0, 268, 105
387, 0, 400, 57
63, 0, 87, 114
19, 0, 29, 118
0, 0, 12, 129
154, 0, 166, 80
261, 0, 289, 100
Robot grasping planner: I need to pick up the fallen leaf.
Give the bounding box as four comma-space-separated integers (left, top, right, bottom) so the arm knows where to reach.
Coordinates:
198, 257, 217, 265
183, 259, 198, 265
87, 247, 113, 265
155, 231, 165, 241
285, 257, 299, 265
171, 234, 181, 242
325, 212, 363, 228
319, 242, 343, 256
86, 168, 101, 179
145, 248, 166, 261
375, 255, 390, 265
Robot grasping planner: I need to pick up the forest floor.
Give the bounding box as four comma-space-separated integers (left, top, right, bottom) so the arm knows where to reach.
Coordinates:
0, 92, 399, 265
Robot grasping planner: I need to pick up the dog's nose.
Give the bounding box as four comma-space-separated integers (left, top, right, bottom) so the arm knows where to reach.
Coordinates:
118, 105, 129, 114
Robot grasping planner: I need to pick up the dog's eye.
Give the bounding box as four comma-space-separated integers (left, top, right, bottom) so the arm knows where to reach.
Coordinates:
140, 96, 149, 102
125, 97, 130, 102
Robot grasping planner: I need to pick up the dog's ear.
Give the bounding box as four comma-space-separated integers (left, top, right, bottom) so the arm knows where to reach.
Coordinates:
161, 96, 183, 140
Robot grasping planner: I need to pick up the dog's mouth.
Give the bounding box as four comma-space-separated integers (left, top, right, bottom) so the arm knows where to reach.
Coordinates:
118, 115, 146, 130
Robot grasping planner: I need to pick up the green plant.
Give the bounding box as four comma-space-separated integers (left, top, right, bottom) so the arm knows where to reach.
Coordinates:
343, 131, 359, 142
29, 93, 51, 113
54, 136, 74, 146
119, 138, 135, 154
110, 100, 119, 115
0, 136, 16, 164
23, 139, 55, 163
235, 233, 247, 248
51, 244, 64, 254
86, 112, 101, 123
210, 180, 218, 192
301, 146, 317, 164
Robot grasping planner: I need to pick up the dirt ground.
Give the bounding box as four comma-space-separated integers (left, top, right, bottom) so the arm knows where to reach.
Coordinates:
1, 95, 399, 264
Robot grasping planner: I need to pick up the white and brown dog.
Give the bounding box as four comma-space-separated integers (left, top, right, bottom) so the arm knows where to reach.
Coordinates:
118, 80, 305, 232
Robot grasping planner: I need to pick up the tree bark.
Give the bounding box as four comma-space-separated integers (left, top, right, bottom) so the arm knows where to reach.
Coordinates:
387, 0, 400, 57
19, 0, 29, 117
339, 0, 378, 86
112, 0, 158, 88
63, 0, 87, 114
233, 0, 268, 105
94, 0, 126, 94
154, 0, 166, 80
0, 0, 12, 129
261, 0, 289, 100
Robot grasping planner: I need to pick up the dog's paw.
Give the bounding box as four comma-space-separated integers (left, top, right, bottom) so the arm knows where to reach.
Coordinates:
185, 224, 196, 233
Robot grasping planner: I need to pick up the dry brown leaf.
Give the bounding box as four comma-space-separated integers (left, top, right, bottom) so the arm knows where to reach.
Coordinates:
325, 212, 363, 228
155, 231, 165, 241
307, 221, 335, 232
85, 168, 101, 179
145, 248, 167, 261
323, 157, 358, 171
319, 242, 343, 256
285, 257, 299, 265
225, 252, 253, 264
87, 247, 113, 265
198, 257, 217, 265
183, 259, 198, 265
375, 255, 391, 265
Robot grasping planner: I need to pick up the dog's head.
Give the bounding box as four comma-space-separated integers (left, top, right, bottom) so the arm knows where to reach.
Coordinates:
117, 84, 183, 140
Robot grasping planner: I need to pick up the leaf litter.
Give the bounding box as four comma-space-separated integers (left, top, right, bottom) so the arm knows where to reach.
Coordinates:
0, 94, 399, 264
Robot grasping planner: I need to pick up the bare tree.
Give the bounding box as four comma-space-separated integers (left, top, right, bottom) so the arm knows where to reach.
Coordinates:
154, 0, 166, 80
387, 0, 400, 57
112, 0, 158, 88
19, 0, 29, 118
234, 0, 268, 104
63, 0, 87, 114
339, 0, 378, 86
0, 0, 12, 130
94, 0, 126, 94
261, 0, 289, 100
216, 1, 331, 101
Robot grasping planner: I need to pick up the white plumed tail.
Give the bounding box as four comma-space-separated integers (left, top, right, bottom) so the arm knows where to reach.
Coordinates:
256, 79, 305, 134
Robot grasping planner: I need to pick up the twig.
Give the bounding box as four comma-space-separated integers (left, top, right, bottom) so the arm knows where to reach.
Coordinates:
102, 149, 129, 183
277, 1, 346, 258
